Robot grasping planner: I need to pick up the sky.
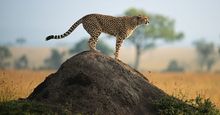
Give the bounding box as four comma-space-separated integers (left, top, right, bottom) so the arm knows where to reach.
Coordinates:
0, 0, 220, 47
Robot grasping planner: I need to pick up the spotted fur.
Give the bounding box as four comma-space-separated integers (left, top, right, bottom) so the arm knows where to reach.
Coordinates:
46, 14, 149, 59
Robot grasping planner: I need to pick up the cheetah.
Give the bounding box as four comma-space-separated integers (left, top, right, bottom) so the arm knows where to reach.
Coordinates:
46, 14, 149, 59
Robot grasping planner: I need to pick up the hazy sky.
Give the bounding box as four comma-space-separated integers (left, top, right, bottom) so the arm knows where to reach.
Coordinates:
1, 0, 220, 47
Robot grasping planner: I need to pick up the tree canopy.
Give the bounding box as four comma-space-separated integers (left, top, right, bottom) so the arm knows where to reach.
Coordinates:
14, 55, 28, 69
44, 49, 63, 69
16, 38, 26, 46
0, 46, 12, 69
193, 39, 217, 71
124, 8, 184, 69
164, 60, 185, 72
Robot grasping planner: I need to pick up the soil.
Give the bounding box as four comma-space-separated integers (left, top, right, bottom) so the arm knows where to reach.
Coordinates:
28, 51, 167, 115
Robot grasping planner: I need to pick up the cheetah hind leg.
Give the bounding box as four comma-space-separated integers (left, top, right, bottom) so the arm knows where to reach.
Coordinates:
88, 30, 101, 52
88, 36, 100, 52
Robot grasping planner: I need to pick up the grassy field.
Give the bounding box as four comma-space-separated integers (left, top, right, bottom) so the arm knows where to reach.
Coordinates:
0, 70, 53, 101
144, 71, 220, 109
0, 70, 220, 109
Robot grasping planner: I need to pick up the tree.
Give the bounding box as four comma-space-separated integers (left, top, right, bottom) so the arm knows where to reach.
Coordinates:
124, 8, 184, 69
69, 38, 113, 55
193, 39, 217, 72
44, 49, 63, 69
0, 46, 12, 69
218, 47, 220, 54
14, 55, 28, 69
219, 35, 220, 54
164, 60, 184, 72
16, 38, 26, 46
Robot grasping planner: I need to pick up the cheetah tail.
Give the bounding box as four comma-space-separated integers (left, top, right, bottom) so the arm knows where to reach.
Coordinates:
45, 18, 83, 41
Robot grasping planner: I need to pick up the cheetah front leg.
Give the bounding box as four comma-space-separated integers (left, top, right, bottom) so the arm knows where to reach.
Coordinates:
114, 37, 124, 60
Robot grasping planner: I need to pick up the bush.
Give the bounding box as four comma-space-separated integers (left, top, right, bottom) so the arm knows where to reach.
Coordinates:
164, 60, 185, 72
0, 100, 67, 115
153, 95, 220, 115
0, 100, 53, 115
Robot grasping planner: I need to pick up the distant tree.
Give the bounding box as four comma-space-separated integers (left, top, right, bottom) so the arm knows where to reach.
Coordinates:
124, 8, 184, 69
218, 47, 220, 54
0, 46, 12, 69
44, 49, 63, 69
14, 55, 28, 69
164, 60, 184, 72
193, 39, 217, 72
16, 38, 26, 46
219, 35, 220, 54
69, 38, 113, 55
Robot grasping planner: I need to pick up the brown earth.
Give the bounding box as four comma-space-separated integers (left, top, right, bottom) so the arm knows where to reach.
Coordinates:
27, 51, 185, 114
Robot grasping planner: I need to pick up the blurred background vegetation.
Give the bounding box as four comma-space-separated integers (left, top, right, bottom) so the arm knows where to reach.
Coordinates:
0, 4, 220, 72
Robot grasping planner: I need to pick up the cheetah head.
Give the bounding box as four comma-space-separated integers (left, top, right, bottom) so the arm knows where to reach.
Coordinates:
134, 15, 149, 25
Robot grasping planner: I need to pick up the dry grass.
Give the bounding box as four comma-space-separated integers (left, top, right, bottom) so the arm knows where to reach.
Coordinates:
0, 70, 220, 109
0, 70, 52, 101
144, 71, 220, 109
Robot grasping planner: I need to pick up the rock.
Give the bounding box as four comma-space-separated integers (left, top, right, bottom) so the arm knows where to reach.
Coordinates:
28, 51, 167, 115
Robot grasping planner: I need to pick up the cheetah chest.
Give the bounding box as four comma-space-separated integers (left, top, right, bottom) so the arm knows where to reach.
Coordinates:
126, 29, 135, 38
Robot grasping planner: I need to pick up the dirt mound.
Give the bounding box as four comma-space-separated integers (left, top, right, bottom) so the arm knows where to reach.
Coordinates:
28, 51, 167, 115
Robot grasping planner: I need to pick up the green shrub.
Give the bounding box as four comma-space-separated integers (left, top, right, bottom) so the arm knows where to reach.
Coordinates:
153, 95, 220, 115
0, 100, 60, 115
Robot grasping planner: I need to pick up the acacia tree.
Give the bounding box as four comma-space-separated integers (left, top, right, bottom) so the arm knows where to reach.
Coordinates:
218, 47, 220, 54
219, 39, 220, 54
44, 49, 63, 69
0, 46, 12, 69
164, 60, 184, 72
14, 55, 28, 69
124, 8, 184, 69
193, 39, 217, 71
16, 38, 26, 46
